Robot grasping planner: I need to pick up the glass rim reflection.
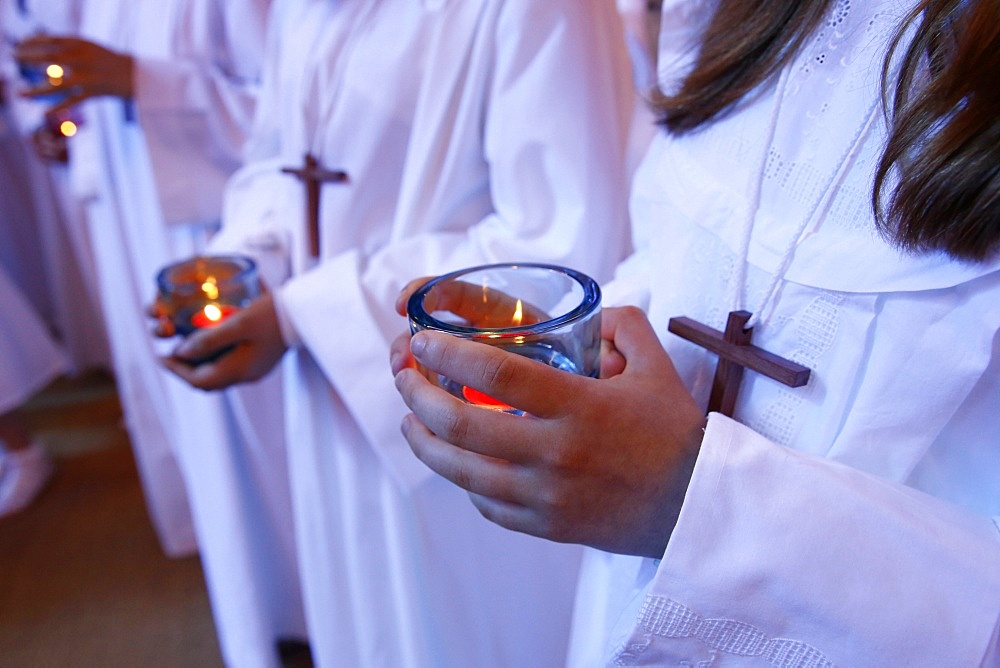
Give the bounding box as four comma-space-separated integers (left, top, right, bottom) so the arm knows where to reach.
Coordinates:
156, 254, 258, 297
407, 262, 601, 337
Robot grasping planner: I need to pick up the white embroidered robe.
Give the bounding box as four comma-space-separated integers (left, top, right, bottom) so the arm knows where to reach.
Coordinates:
569, 0, 1000, 664
212, 0, 635, 665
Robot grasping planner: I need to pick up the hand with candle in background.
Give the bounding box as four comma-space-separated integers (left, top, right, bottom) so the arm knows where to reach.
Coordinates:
14, 35, 134, 116
390, 298, 706, 559
150, 254, 284, 387
160, 291, 288, 391
14, 35, 132, 163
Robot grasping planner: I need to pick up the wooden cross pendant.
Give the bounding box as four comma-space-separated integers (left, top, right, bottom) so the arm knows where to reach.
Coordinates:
668, 310, 810, 418
281, 153, 349, 257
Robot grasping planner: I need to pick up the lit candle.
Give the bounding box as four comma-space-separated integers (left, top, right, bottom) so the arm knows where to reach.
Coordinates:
58, 119, 77, 137
189, 303, 238, 329
407, 263, 603, 415
458, 298, 524, 410
45, 63, 64, 85
156, 255, 260, 336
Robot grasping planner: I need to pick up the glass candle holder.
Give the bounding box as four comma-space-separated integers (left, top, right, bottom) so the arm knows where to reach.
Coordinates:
156, 255, 260, 337
407, 263, 601, 412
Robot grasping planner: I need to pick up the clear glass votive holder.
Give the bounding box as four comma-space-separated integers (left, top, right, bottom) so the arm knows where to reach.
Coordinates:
156, 255, 260, 337
406, 262, 601, 412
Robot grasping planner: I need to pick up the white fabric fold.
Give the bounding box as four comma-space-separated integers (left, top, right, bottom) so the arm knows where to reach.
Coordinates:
616, 414, 1000, 666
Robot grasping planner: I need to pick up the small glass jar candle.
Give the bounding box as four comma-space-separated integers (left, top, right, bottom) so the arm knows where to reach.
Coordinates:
406, 263, 601, 411
156, 255, 260, 336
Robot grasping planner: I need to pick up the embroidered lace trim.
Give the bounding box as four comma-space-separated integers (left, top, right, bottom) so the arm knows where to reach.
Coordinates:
633, 596, 835, 667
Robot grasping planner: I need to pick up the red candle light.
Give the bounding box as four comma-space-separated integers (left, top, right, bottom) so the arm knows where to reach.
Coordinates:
461, 385, 515, 411
157, 255, 260, 336
190, 303, 238, 329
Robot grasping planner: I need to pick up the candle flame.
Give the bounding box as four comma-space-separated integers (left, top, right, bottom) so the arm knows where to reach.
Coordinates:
46, 64, 64, 87
58, 120, 77, 137
201, 276, 220, 300
202, 303, 223, 323
512, 299, 523, 326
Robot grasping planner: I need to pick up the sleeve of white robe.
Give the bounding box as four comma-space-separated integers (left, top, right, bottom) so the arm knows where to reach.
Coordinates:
607, 413, 1000, 666
275, 0, 636, 488
130, 0, 269, 227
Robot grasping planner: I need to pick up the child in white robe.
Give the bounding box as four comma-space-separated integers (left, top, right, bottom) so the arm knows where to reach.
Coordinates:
163, 0, 636, 665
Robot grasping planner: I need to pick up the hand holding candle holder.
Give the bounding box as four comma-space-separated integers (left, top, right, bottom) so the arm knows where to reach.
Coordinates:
156, 255, 260, 338
406, 263, 601, 413
15, 50, 84, 160
15, 34, 134, 132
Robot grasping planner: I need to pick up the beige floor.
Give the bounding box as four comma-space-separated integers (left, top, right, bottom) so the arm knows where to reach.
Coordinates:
0, 372, 225, 667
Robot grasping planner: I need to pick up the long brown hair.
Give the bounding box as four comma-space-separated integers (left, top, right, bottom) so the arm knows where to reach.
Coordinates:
653, 0, 1000, 261
874, 0, 1000, 261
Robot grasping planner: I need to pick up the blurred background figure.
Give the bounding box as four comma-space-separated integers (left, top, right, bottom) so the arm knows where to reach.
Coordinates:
0, 200, 65, 519
0, 1, 70, 520
0, 0, 110, 377
14, 1, 307, 665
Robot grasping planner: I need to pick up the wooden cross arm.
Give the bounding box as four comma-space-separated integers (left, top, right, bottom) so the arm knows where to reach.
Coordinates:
280, 164, 350, 183
281, 152, 349, 182
668, 315, 810, 388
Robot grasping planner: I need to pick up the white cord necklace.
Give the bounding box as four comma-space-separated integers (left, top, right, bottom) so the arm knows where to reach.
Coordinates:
735, 66, 881, 330
668, 58, 881, 417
